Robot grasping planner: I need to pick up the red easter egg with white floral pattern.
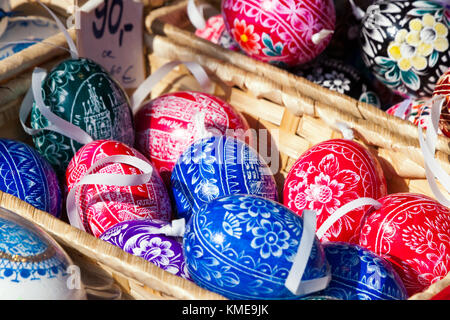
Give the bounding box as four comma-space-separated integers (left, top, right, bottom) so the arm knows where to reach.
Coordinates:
432, 68, 450, 138
283, 139, 387, 243
221, 0, 336, 67
358, 193, 450, 297
134, 91, 250, 184
66, 140, 172, 237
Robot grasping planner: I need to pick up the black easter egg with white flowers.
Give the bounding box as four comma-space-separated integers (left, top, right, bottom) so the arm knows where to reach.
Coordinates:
359, 0, 450, 98
291, 56, 382, 108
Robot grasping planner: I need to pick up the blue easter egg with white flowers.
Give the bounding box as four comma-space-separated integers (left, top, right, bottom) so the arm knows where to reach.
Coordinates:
183, 194, 331, 300
171, 135, 278, 221
301, 242, 408, 300
0, 139, 61, 218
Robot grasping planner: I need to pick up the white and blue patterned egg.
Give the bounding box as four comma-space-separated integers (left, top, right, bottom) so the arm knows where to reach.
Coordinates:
183, 194, 330, 300
170, 135, 278, 222
0, 139, 61, 218
301, 242, 408, 300
0, 207, 86, 299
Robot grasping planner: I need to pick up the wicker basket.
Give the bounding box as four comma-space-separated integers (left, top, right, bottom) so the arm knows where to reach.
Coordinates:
0, 0, 449, 300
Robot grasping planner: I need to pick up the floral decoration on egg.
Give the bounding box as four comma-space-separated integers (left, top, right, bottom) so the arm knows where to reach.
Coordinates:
360, 0, 450, 97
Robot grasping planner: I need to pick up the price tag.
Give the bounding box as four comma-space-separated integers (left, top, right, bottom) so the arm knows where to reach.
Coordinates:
75, 0, 146, 89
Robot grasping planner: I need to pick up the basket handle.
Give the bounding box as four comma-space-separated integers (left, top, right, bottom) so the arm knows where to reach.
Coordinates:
130, 60, 213, 115
418, 95, 450, 207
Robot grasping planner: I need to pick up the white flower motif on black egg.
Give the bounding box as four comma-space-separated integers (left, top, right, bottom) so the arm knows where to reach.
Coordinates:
321, 71, 352, 93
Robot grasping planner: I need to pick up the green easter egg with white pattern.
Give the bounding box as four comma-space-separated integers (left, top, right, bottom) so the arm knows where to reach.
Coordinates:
30, 58, 135, 175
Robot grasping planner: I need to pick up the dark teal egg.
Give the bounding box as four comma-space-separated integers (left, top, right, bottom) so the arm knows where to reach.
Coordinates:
30, 58, 135, 175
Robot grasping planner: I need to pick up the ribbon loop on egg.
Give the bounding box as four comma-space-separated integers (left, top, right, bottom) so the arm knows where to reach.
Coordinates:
285, 210, 331, 296
19, 67, 94, 145
418, 95, 450, 207
316, 197, 382, 240
187, 0, 214, 30
130, 60, 213, 115
66, 154, 155, 231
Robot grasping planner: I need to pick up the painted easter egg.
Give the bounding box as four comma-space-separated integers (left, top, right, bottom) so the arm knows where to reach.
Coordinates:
171, 135, 278, 221
291, 56, 381, 108
0, 139, 61, 218
135, 91, 250, 184
283, 139, 387, 243
221, 0, 336, 67
0, 16, 59, 61
386, 96, 436, 131
183, 194, 331, 299
360, 0, 450, 98
0, 0, 11, 39
0, 207, 86, 299
66, 139, 172, 238
358, 193, 450, 297
99, 219, 190, 280
432, 67, 450, 137
30, 58, 135, 175
195, 14, 241, 51
301, 242, 408, 300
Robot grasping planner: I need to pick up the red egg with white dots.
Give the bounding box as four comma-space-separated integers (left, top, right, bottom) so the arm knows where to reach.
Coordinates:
66, 139, 172, 237
283, 139, 387, 243
134, 91, 250, 184
358, 193, 450, 297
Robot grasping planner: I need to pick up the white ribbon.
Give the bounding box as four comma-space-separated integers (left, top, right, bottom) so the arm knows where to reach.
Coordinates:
418, 95, 450, 207
130, 60, 213, 115
311, 29, 334, 45
349, 0, 366, 21
394, 98, 412, 119
158, 218, 186, 237
19, 68, 94, 145
316, 197, 383, 240
66, 154, 155, 231
36, 0, 79, 59
334, 121, 355, 140
187, 0, 207, 30
285, 210, 331, 296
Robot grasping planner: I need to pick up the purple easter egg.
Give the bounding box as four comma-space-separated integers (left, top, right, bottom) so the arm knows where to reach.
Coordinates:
99, 219, 191, 280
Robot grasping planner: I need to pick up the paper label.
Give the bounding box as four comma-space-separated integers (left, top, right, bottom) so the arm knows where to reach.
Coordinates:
75, 0, 145, 89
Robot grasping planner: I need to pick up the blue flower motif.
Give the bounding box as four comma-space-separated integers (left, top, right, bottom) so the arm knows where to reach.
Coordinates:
251, 219, 290, 259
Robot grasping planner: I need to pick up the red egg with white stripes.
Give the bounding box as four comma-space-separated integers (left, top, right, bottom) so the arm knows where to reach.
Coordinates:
432, 68, 450, 138
221, 0, 336, 67
134, 91, 250, 184
358, 193, 450, 297
65, 139, 172, 237
283, 139, 387, 243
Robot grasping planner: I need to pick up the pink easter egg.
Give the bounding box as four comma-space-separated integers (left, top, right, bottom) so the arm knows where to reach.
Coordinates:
66, 139, 172, 237
134, 91, 250, 184
221, 0, 336, 67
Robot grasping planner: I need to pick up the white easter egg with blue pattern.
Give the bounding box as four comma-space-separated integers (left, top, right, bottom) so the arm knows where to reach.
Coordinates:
0, 207, 86, 299
183, 194, 330, 300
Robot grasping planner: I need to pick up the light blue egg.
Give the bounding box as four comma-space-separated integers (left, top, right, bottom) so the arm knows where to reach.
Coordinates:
302, 242, 408, 300
183, 194, 330, 300
170, 135, 278, 221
